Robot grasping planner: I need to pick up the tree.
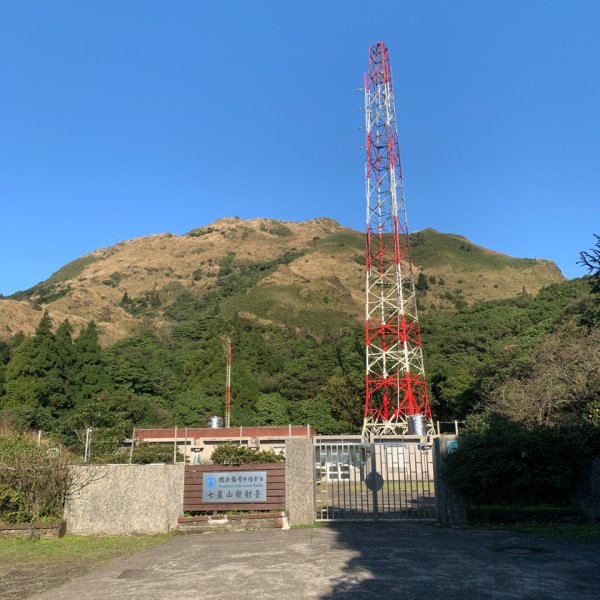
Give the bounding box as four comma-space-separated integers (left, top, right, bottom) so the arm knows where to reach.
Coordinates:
32, 312, 67, 414
53, 320, 76, 411
0, 340, 11, 398
579, 234, 600, 294
174, 385, 224, 427
1, 314, 66, 427
2, 337, 41, 409
255, 393, 290, 426
579, 234, 600, 325
485, 327, 600, 427
65, 389, 146, 458
321, 373, 363, 433
291, 396, 340, 434
416, 272, 429, 292
73, 322, 110, 404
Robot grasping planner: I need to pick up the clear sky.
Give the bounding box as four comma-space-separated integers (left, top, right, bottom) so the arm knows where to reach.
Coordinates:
1, 1, 599, 295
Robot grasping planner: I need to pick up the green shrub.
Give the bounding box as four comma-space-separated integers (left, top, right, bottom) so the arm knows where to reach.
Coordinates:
0, 434, 72, 523
131, 442, 183, 464
0, 484, 30, 523
442, 414, 589, 507
211, 443, 284, 465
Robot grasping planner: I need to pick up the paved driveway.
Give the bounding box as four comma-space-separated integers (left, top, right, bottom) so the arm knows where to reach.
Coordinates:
33, 523, 600, 600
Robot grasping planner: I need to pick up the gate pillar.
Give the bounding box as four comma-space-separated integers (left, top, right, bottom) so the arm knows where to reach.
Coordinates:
285, 437, 316, 526
433, 435, 468, 526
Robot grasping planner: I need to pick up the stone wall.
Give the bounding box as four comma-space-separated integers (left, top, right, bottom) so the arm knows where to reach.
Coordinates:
0, 521, 66, 539
284, 436, 315, 526
65, 464, 185, 535
178, 512, 287, 533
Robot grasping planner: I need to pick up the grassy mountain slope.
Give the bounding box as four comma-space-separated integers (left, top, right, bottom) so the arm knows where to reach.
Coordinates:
0, 217, 564, 344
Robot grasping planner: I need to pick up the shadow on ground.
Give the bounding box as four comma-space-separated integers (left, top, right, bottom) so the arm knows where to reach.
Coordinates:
25, 522, 600, 600
318, 521, 600, 600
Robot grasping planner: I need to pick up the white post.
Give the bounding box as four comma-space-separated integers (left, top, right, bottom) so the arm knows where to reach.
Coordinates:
84, 428, 92, 463
129, 427, 136, 464
454, 420, 459, 435
173, 426, 178, 463
184, 427, 188, 464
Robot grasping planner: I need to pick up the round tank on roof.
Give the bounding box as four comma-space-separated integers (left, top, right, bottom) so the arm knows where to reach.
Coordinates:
407, 414, 428, 436
207, 415, 224, 428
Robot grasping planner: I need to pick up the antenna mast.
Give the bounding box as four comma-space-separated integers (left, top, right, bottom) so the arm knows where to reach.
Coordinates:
225, 337, 232, 428
362, 41, 432, 437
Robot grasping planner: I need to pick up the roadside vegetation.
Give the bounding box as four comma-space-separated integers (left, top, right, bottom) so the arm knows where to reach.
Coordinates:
0, 532, 172, 563
504, 523, 600, 544
440, 235, 600, 515
211, 443, 284, 465
0, 534, 172, 600
442, 413, 600, 507
0, 434, 73, 524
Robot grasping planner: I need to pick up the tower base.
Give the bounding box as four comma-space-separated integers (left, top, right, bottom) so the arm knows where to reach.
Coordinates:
362, 416, 435, 440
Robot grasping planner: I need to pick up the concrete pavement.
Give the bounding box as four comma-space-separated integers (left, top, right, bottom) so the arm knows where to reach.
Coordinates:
32, 523, 600, 600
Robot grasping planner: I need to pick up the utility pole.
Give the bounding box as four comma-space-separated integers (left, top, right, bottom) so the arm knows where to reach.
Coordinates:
362, 41, 433, 437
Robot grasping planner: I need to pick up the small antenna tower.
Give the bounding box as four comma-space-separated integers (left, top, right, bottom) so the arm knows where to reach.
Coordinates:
225, 337, 232, 428
362, 41, 433, 437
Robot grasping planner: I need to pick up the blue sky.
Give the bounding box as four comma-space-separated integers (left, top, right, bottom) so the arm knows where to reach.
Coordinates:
1, 1, 598, 295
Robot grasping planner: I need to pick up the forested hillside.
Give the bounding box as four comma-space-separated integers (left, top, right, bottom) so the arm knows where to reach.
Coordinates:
0, 220, 596, 454
0, 268, 597, 452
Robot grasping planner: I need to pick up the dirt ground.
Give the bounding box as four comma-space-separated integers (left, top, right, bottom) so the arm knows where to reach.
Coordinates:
0, 561, 98, 600
0, 534, 169, 600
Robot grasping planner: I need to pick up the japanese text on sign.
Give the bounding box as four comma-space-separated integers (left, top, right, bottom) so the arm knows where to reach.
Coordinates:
202, 471, 267, 503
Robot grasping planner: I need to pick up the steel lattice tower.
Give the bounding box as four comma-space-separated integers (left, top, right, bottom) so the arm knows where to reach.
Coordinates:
362, 41, 432, 438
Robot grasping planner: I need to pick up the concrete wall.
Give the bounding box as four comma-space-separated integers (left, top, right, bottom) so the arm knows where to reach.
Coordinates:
64, 440, 317, 535
65, 464, 185, 535
284, 437, 315, 526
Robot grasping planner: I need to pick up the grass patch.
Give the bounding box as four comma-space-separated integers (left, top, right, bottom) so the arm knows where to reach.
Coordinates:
410, 229, 531, 272
504, 523, 600, 544
0, 533, 173, 600
226, 283, 357, 334
0, 533, 173, 565
311, 231, 363, 252
46, 255, 100, 284
10, 255, 99, 301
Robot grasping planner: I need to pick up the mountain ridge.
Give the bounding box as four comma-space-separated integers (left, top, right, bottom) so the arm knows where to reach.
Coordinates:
0, 217, 565, 344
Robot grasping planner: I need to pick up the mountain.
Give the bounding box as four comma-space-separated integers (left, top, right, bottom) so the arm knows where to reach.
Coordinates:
0, 217, 564, 344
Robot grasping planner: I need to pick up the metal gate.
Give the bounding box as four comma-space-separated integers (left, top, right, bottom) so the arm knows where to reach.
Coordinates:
315, 440, 436, 521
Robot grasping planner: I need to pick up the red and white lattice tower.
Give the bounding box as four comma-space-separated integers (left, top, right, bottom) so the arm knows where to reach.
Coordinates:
225, 337, 232, 428
363, 41, 432, 438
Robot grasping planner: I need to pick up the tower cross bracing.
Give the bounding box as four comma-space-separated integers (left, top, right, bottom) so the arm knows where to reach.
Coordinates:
362, 41, 432, 437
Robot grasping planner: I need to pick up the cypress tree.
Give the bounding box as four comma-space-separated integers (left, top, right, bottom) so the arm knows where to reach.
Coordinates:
73, 321, 110, 404
1, 313, 63, 428
53, 320, 76, 411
